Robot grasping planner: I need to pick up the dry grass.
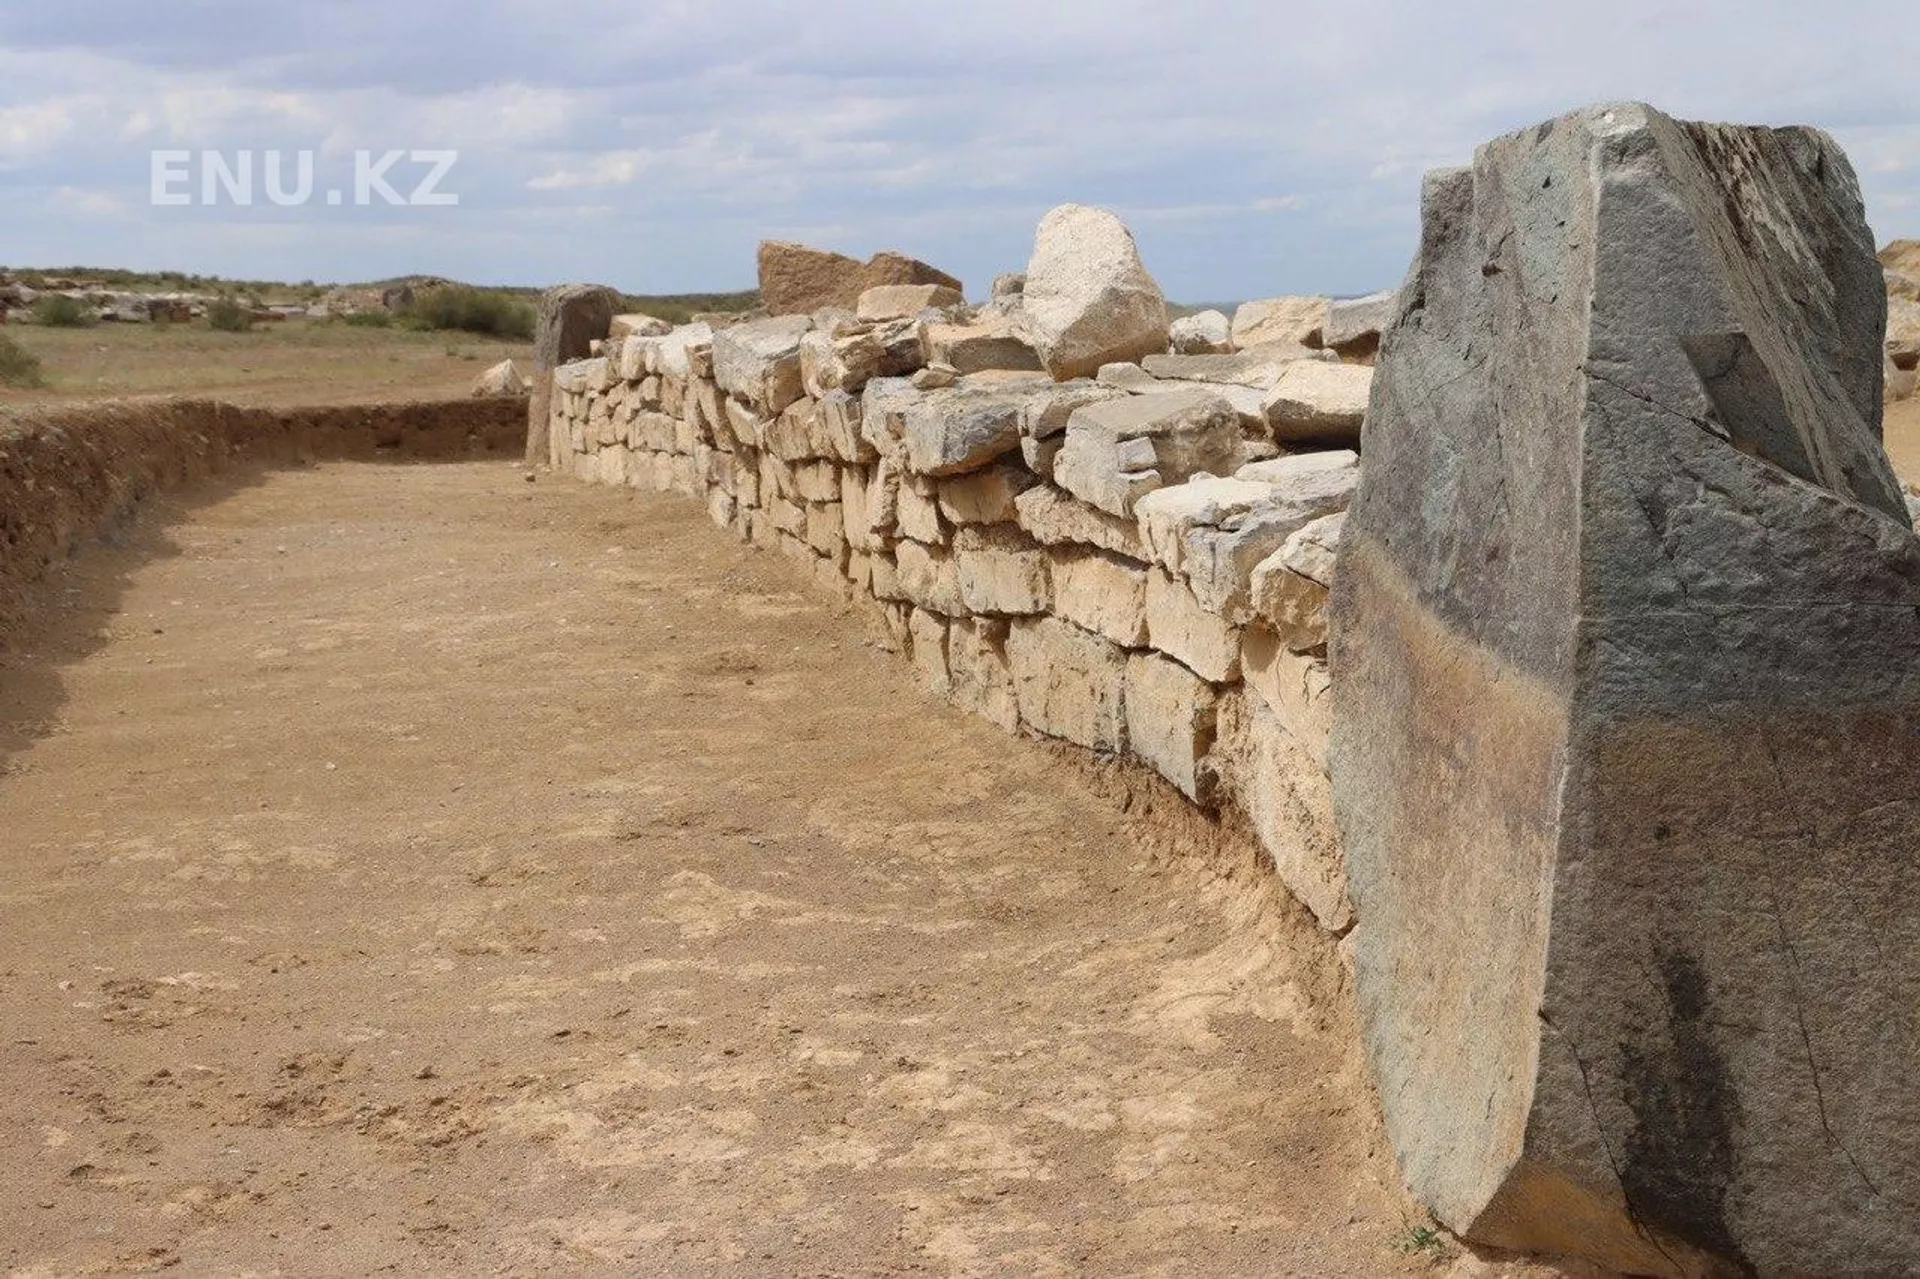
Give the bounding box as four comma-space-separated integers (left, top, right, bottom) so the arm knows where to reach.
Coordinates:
0, 317, 529, 408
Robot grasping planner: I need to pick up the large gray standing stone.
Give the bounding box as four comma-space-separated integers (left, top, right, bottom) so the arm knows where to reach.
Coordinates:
1017, 204, 1170, 380
1329, 102, 1920, 1276
528, 283, 618, 465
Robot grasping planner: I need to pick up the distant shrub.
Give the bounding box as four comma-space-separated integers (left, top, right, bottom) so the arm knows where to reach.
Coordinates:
206, 298, 254, 332
32, 295, 95, 328
342, 310, 393, 328
402, 286, 535, 340
0, 332, 45, 387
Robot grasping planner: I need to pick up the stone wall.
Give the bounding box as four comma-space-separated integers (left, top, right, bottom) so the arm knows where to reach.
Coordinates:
0, 396, 524, 646
544, 107, 1920, 1276
544, 277, 1369, 938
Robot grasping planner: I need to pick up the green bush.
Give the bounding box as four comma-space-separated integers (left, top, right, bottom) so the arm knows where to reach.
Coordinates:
402, 286, 535, 340
206, 298, 254, 332
32, 294, 96, 328
0, 332, 45, 387
342, 310, 392, 328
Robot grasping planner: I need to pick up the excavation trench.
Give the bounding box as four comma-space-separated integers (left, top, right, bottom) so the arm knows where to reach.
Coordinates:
0, 455, 1451, 1275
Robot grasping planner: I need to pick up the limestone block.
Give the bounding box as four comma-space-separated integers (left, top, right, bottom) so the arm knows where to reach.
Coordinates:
1124, 651, 1218, 801
794, 460, 841, 503
1214, 691, 1349, 930
954, 525, 1050, 616
1095, 362, 1162, 392
947, 617, 1020, 732
906, 608, 951, 692
859, 377, 919, 455
894, 540, 966, 615
713, 316, 812, 414
805, 502, 846, 557
912, 365, 958, 390
800, 329, 885, 399
1012, 484, 1148, 560
937, 465, 1035, 525
705, 488, 736, 531
922, 317, 1044, 374
1247, 555, 1328, 652
1145, 569, 1240, 682
1230, 295, 1328, 350
759, 240, 961, 315
1054, 389, 1241, 516
1262, 362, 1373, 445
722, 397, 766, 452
1323, 288, 1397, 358
655, 323, 715, 380
472, 358, 527, 397
762, 398, 824, 463
858, 283, 964, 321
1005, 616, 1127, 751
1168, 309, 1231, 355
1330, 103, 1920, 1276
869, 551, 903, 602
902, 388, 1027, 476
1238, 626, 1332, 768
1016, 204, 1170, 379
610, 312, 672, 341
767, 494, 806, 537
1141, 351, 1309, 389
1280, 511, 1344, 586
816, 390, 876, 463
1050, 547, 1149, 647
896, 480, 945, 545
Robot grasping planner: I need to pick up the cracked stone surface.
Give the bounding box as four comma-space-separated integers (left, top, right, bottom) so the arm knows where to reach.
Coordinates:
1329, 102, 1920, 1276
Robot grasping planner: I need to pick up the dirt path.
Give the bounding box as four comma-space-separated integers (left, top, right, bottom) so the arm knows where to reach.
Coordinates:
0, 461, 1446, 1276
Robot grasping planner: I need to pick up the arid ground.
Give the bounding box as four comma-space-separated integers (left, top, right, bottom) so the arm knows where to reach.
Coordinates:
0, 458, 1520, 1276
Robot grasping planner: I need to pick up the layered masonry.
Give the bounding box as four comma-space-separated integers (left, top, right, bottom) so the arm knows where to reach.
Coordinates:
543, 208, 1381, 935
540, 112, 1920, 1276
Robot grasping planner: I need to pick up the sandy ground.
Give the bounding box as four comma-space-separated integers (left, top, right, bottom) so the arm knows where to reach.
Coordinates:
0, 321, 529, 408
0, 461, 1472, 1276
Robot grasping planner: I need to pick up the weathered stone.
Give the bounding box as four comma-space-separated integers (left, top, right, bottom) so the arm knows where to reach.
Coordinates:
857, 283, 964, 321
1167, 309, 1232, 355
1049, 547, 1149, 647
991, 272, 1026, 298
1885, 266, 1920, 303
937, 465, 1035, 524
759, 241, 963, 315
714, 316, 812, 414
1886, 295, 1920, 369
1247, 555, 1328, 652
1013, 484, 1148, 560
1054, 389, 1241, 516
1280, 511, 1344, 586
1323, 289, 1398, 358
954, 525, 1050, 616
1239, 627, 1332, 768
1005, 616, 1127, 750
1017, 204, 1170, 379
1140, 351, 1305, 389
1094, 362, 1162, 392
1230, 296, 1328, 350
911, 365, 958, 390
906, 607, 950, 692
1214, 691, 1349, 929
657, 323, 715, 380
1330, 104, 1920, 1276
896, 475, 943, 544
800, 329, 884, 399
946, 617, 1020, 731
922, 317, 1044, 374
1262, 361, 1373, 444
529, 283, 618, 465
610, 313, 672, 340
903, 388, 1026, 476
894, 539, 965, 615
1124, 652, 1217, 801
1145, 570, 1240, 683
473, 359, 527, 397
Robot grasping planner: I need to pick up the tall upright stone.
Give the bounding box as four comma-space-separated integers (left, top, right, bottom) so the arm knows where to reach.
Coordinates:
527, 283, 618, 466
1330, 103, 1920, 1275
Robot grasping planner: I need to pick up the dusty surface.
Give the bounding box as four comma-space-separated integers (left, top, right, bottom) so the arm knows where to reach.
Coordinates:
0, 321, 528, 408
1885, 394, 1920, 485
0, 461, 1471, 1276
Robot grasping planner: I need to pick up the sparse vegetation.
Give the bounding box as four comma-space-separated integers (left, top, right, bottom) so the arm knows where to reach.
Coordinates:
1397, 1223, 1453, 1260
0, 332, 45, 388
619, 290, 760, 325
206, 298, 255, 332
341, 311, 393, 329
400, 286, 536, 341
32, 295, 96, 328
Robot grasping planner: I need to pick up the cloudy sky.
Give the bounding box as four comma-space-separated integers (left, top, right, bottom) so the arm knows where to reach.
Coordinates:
1, 1, 1917, 301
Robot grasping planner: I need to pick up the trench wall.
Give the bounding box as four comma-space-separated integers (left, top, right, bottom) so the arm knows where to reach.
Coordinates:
0, 396, 525, 645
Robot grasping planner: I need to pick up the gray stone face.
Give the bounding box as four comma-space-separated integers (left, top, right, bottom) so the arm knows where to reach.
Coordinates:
528, 283, 618, 465
1329, 102, 1920, 1276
